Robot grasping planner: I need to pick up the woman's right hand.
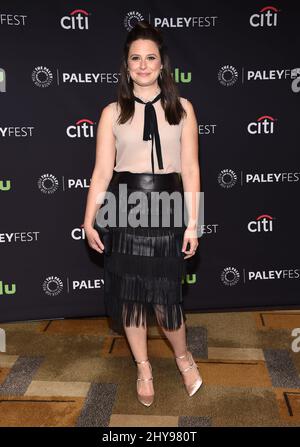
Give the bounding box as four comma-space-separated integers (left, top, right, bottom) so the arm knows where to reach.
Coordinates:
84, 225, 105, 254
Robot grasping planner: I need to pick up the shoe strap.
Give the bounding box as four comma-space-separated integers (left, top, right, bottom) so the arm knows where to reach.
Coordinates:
137, 377, 153, 382
176, 351, 198, 374
175, 351, 189, 360
135, 359, 149, 364
136, 359, 153, 380
179, 363, 196, 374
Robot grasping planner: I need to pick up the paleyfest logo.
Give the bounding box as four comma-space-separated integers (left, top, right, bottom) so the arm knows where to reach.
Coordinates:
32, 66, 53, 88
217, 65, 239, 86
37, 174, 59, 194
123, 11, 145, 31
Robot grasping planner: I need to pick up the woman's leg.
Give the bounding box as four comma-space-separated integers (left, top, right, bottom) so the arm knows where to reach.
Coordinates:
123, 323, 154, 396
154, 307, 200, 387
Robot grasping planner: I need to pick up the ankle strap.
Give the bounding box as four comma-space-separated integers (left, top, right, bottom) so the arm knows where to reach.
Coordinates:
135, 359, 149, 365
175, 350, 189, 360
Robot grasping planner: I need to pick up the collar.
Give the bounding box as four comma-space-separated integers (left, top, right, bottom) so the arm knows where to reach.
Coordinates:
133, 92, 163, 174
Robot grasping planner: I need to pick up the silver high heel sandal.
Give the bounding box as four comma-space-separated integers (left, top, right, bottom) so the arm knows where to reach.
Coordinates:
135, 359, 154, 407
175, 350, 203, 397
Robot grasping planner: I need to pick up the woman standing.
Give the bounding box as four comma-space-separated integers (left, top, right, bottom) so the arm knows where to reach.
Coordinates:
84, 20, 202, 407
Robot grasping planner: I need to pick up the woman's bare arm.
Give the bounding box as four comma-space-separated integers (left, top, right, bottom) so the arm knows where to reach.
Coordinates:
180, 98, 200, 258
84, 103, 116, 234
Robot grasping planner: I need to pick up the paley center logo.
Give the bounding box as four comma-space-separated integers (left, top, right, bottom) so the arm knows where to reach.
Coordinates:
218, 65, 295, 86
218, 169, 238, 188
37, 174, 59, 194
123, 11, 145, 31
32, 66, 53, 88
123, 11, 218, 31
66, 118, 95, 138
218, 169, 300, 188
221, 266, 300, 285
247, 214, 274, 233
249, 6, 280, 27
247, 115, 276, 134
217, 65, 239, 86
60, 9, 90, 30
43, 276, 64, 296
42, 275, 104, 295
37, 173, 91, 193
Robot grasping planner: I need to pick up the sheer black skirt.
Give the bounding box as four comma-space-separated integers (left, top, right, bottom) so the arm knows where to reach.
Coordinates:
97, 170, 187, 335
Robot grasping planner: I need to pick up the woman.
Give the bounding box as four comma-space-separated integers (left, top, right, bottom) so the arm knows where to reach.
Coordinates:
84, 20, 202, 407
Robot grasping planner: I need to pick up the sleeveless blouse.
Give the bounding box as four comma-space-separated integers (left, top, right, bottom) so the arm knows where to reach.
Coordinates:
109, 97, 188, 174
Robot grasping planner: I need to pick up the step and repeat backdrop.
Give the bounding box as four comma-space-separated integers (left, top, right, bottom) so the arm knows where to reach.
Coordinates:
0, 1, 299, 324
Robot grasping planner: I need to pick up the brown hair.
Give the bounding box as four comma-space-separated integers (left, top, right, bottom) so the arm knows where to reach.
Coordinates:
116, 20, 187, 125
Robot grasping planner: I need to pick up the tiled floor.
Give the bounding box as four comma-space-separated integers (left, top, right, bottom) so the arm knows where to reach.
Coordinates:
1, 310, 300, 426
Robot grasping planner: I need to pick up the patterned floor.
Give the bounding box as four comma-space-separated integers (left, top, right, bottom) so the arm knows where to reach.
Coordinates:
1, 310, 300, 427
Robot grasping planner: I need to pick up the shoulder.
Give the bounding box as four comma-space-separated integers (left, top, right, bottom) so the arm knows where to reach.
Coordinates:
98, 101, 118, 124
179, 97, 195, 122
179, 96, 194, 112
102, 101, 118, 114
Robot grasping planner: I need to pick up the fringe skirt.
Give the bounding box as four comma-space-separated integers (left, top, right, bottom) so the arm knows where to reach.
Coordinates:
98, 170, 187, 335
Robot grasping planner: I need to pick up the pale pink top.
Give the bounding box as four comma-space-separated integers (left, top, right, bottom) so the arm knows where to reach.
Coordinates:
109, 97, 188, 174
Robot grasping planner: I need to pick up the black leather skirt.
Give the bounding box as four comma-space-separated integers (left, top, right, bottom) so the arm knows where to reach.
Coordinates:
97, 170, 187, 335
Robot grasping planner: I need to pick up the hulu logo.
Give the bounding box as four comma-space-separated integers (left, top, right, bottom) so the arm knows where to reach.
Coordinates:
0, 180, 11, 191
182, 274, 197, 284
172, 68, 192, 83
0, 68, 6, 92
0, 281, 16, 295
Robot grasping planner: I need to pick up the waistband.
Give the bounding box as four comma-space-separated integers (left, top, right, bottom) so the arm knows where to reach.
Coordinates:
109, 170, 183, 191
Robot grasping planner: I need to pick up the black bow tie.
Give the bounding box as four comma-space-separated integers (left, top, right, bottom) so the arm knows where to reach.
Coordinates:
133, 92, 163, 174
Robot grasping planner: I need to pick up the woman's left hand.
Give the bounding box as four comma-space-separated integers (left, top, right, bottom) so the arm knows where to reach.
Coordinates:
181, 226, 199, 259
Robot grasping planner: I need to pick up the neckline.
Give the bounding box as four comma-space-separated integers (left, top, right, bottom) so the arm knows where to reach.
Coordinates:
133, 91, 162, 105
133, 88, 161, 104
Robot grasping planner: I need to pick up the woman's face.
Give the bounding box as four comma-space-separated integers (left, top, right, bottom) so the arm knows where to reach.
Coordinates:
127, 39, 162, 87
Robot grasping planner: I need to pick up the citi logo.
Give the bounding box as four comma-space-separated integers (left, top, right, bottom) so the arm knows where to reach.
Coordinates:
247, 115, 276, 134
0, 280, 16, 295
66, 119, 95, 138
173, 68, 192, 83
72, 224, 86, 240
248, 214, 274, 233
60, 9, 90, 30
249, 6, 279, 27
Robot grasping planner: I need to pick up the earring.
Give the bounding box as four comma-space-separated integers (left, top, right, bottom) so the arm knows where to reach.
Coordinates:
159, 70, 163, 80
127, 72, 130, 83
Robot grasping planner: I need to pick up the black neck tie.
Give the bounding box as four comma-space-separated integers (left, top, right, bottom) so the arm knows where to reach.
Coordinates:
133, 92, 163, 175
